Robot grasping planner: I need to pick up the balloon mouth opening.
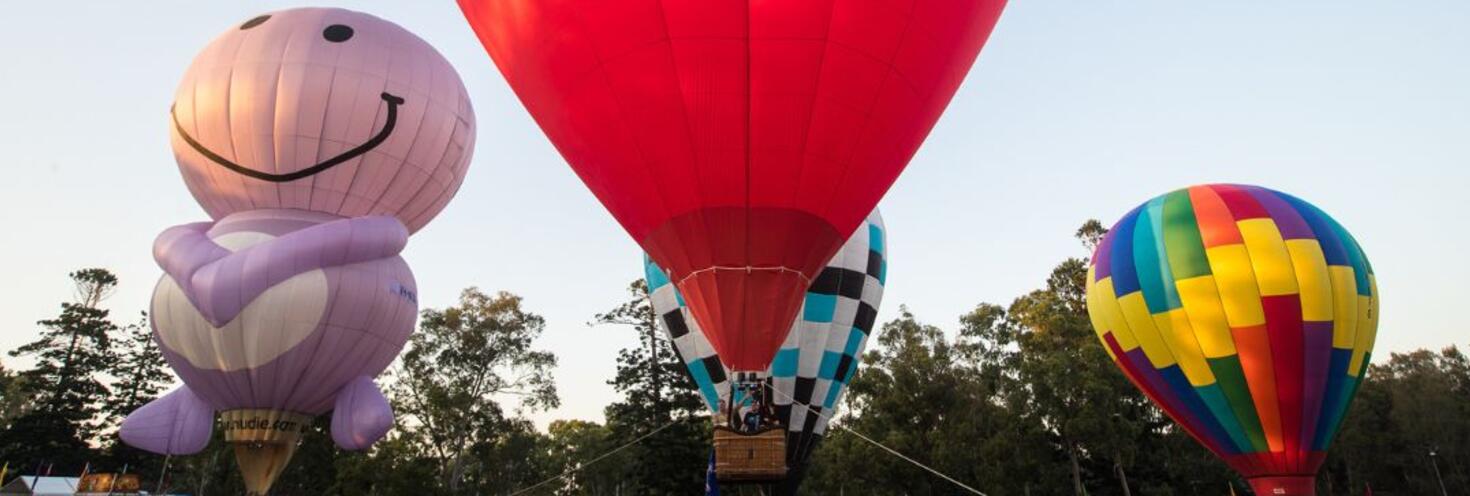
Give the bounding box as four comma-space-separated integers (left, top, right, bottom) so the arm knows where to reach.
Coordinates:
172, 91, 406, 183
1246, 475, 1317, 495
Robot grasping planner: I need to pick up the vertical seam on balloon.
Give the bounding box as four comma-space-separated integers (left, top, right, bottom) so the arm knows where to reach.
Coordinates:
648, 0, 718, 369
178, 67, 231, 222
416, 79, 480, 229
393, 39, 463, 228
310, 15, 350, 214
383, 54, 451, 229
1202, 185, 1283, 461
1246, 191, 1307, 474
1096, 284, 1218, 457
267, 24, 294, 209
738, 0, 754, 372
332, 44, 378, 218
202, 33, 250, 216
816, 3, 918, 232
1169, 188, 1265, 467
303, 269, 379, 412
287, 265, 348, 412
223, 26, 250, 212
1271, 192, 1337, 466
776, 0, 838, 304
1135, 201, 1255, 456
1324, 209, 1373, 451
1284, 193, 1358, 450
1119, 209, 1242, 457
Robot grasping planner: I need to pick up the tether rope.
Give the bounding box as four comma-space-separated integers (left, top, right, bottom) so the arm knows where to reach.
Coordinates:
508, 419, 680, 496
764, 382, 990, 496
504, 381, 989, 496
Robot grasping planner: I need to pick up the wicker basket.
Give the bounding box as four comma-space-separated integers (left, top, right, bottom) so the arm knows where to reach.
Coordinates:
713, 426, 788, 482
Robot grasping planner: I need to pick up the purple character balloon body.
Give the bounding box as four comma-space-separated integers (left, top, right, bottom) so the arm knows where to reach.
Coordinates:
120, 8, 475, 493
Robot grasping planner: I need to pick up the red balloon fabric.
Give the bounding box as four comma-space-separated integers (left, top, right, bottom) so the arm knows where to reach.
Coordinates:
460, 0, 1006, 370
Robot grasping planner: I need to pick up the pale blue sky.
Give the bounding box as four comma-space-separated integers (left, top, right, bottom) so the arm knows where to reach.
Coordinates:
1, 1, 1466, 428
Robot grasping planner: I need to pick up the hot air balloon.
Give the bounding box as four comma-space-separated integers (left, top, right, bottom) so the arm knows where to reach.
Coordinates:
646, 210, 885, 490
1086, 184, 1378, 496
118, 8, 476, 495
458, 0, 1004, 478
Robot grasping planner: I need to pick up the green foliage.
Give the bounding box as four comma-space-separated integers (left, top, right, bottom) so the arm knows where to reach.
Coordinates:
804, 224, 1232, 496
0, 268, 121, 473
392, 287, 560, 494
1323, 346, 1470, 495
593, 279, 711, 495
0, 360, 31, 430
5, 231, 1469, 496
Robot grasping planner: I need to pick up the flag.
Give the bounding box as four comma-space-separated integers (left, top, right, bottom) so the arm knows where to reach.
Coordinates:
704, 451, 720, 496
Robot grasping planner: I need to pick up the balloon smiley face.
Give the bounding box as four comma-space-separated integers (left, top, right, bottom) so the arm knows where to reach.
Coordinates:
170, 8, 476, 233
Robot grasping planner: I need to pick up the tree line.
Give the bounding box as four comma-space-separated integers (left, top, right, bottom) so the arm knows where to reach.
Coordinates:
0, 223, 1464, 495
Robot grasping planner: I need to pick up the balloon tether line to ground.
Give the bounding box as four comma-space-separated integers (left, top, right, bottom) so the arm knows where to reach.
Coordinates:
764, 382, 990, 496
502, 385, 988, 496
507, 419, 679, 496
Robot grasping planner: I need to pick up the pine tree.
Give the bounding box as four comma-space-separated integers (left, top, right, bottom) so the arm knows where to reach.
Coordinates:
102, 311, 176, 471
105, 312, 173, 428
594, 280, 710, 495
0, 268, 121, 472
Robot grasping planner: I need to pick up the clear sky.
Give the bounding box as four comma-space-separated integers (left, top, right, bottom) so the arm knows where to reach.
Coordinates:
1, 1, 1466, 429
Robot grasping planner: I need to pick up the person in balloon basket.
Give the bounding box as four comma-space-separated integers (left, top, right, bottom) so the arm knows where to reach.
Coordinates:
118, 7, 475, 462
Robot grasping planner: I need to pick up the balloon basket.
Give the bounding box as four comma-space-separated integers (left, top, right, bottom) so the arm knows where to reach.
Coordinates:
713, 426, 787, 482
220, 409, 312, 496
1247, 475, 1316, 495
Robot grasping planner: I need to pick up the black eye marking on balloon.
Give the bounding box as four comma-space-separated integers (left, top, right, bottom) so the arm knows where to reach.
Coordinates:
240, 15, 271, 30
323, 24, 354, 43
171, 92, 406, 183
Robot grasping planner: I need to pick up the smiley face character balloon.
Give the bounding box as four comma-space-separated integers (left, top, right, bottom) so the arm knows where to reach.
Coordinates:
119, 9, 475, 494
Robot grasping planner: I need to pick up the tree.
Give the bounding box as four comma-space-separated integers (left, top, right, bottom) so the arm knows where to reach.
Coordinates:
592, 280, 710, 495
392, 288, 559, 494
541, 420, 630, 495
806, 308, 1025, 495
101, 311, 176, 471
0, 360, 31, 430
104, 312, 172, 426
0, 268, 121, 471
1324, 345, 1470, 494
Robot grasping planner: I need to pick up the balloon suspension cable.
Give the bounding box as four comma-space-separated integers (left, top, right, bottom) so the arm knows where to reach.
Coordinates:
763, 382, 990, 496
676, 266, 813, 287
507, 419, 680, 496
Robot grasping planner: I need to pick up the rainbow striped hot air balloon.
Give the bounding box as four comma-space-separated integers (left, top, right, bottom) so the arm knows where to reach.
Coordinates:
1085, 184, 1378, 496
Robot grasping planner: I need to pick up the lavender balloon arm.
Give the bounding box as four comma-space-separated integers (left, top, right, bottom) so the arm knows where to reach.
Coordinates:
154, 215, 410, 326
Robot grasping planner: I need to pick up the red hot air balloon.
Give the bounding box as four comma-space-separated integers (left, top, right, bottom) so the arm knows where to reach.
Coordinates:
459, 0, 1006, 375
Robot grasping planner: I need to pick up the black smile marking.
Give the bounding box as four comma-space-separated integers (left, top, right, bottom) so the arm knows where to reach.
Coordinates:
172, 92, 405, 183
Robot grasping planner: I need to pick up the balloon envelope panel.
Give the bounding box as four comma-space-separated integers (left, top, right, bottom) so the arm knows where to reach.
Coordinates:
151, 211, 418, 415
171, 8, 476, 233
645, 210, 886, 482
1085, 184, 1378, 481
461, 0, 1000, 370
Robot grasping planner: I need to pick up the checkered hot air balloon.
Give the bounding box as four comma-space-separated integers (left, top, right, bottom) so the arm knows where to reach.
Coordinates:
1086, 184, 1378, 496
646, 210, 885, 494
